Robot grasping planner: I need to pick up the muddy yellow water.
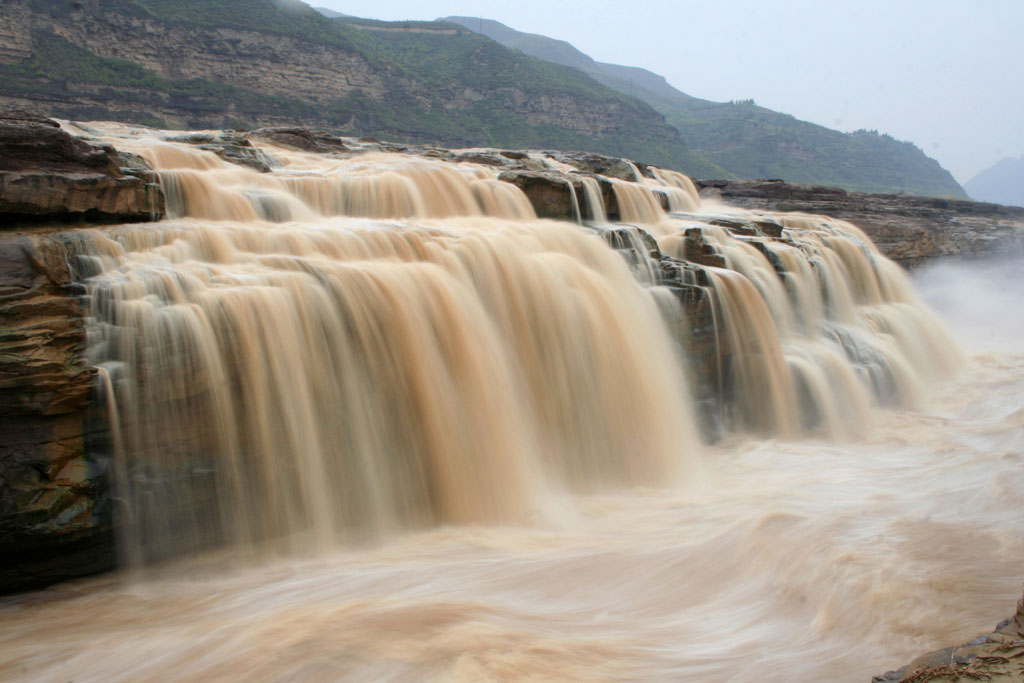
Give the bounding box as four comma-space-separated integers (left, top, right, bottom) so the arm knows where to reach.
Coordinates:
0, 124, 1018, 681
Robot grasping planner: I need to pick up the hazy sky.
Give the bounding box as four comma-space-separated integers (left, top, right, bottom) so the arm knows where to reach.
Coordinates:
313, 0, 1023, 183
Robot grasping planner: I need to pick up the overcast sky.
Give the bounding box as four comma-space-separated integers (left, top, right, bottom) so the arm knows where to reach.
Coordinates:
313, 0, 1023, 183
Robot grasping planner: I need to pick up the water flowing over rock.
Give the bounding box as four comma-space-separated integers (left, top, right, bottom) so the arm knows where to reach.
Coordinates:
0, 120, 1002, 595
874, 585, 1024, 682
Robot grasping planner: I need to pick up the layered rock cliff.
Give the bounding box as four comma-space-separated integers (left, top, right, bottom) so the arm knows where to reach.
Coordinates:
0, 227, 117, 591
0, 109, 160, 590
0, 109, 162, 222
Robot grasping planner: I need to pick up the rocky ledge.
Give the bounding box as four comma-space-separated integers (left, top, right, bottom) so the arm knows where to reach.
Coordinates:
0, 108, 163, 223
697, 178, 1024, 268
874, 586, 1024, 682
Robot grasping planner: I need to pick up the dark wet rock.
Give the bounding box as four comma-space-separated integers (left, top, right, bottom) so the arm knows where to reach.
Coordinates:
660, 260, 722, 443
680, 228, 726, 268
697, 178, 1024, 267
0, 237, 92, 416
0, 232, 114, 593
700, 216, 784, 239
112, 150, 154, 175
0, 108, 163, 224
500, 168, 651, 223
167, 130, 276, 172
0, 108, 114, 174
421, 147, 454, 159
0, 173, 163, 224
498, 170, 585, 220
585, 223, 722, 442
246, 127, 349, 154
546, 151, 640, 180
163, 132, 218, 145
753, 218, 785, 238
451, 149, 541, 169
454, 151, 514, 167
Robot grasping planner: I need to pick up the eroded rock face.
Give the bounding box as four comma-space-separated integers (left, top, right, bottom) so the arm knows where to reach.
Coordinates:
164, 131, 277, 173
697, 179, 1024, 267
498, 170, 585, 219
245, 127, 350, 155
0, 108, 164, 223
0, 231, 114, 593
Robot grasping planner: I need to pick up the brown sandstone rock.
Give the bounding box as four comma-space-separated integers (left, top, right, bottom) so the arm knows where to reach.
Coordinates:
165, 131, 277, 172
0, 108, 164, 223
246, 127, 350, 154
544, 151, 641, 180
497, 170, 584, 220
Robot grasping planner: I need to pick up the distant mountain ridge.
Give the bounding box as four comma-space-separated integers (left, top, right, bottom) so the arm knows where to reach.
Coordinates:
0, 0, 965, 195
443, 16, 966, 198
965, 156, 1024, 207
313, 7, 348, 18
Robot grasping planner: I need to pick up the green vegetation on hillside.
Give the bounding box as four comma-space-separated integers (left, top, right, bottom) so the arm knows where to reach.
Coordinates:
0, 30, 322, 129
5, 0, 726, 177
665, 101, 963, 196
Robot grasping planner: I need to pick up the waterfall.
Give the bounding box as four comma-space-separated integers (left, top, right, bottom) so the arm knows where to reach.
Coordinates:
9, 124, 1016, 683
79, 125, 961, 565
580, 176, 608, 225
611, 179, 666, 226
83, 132, 700, 561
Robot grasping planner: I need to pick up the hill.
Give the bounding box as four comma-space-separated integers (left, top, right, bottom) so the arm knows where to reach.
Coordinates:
0, 0, 725, 177
965, 156, 1024, 207
443, 16, 966, 197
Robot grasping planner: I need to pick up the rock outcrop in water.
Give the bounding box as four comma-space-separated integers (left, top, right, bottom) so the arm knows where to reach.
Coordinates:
696, 179, 1024, 268
0, 119, 1018, 594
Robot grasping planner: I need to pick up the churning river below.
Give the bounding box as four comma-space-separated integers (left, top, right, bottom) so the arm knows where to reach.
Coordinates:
0, 259, 1021, 682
